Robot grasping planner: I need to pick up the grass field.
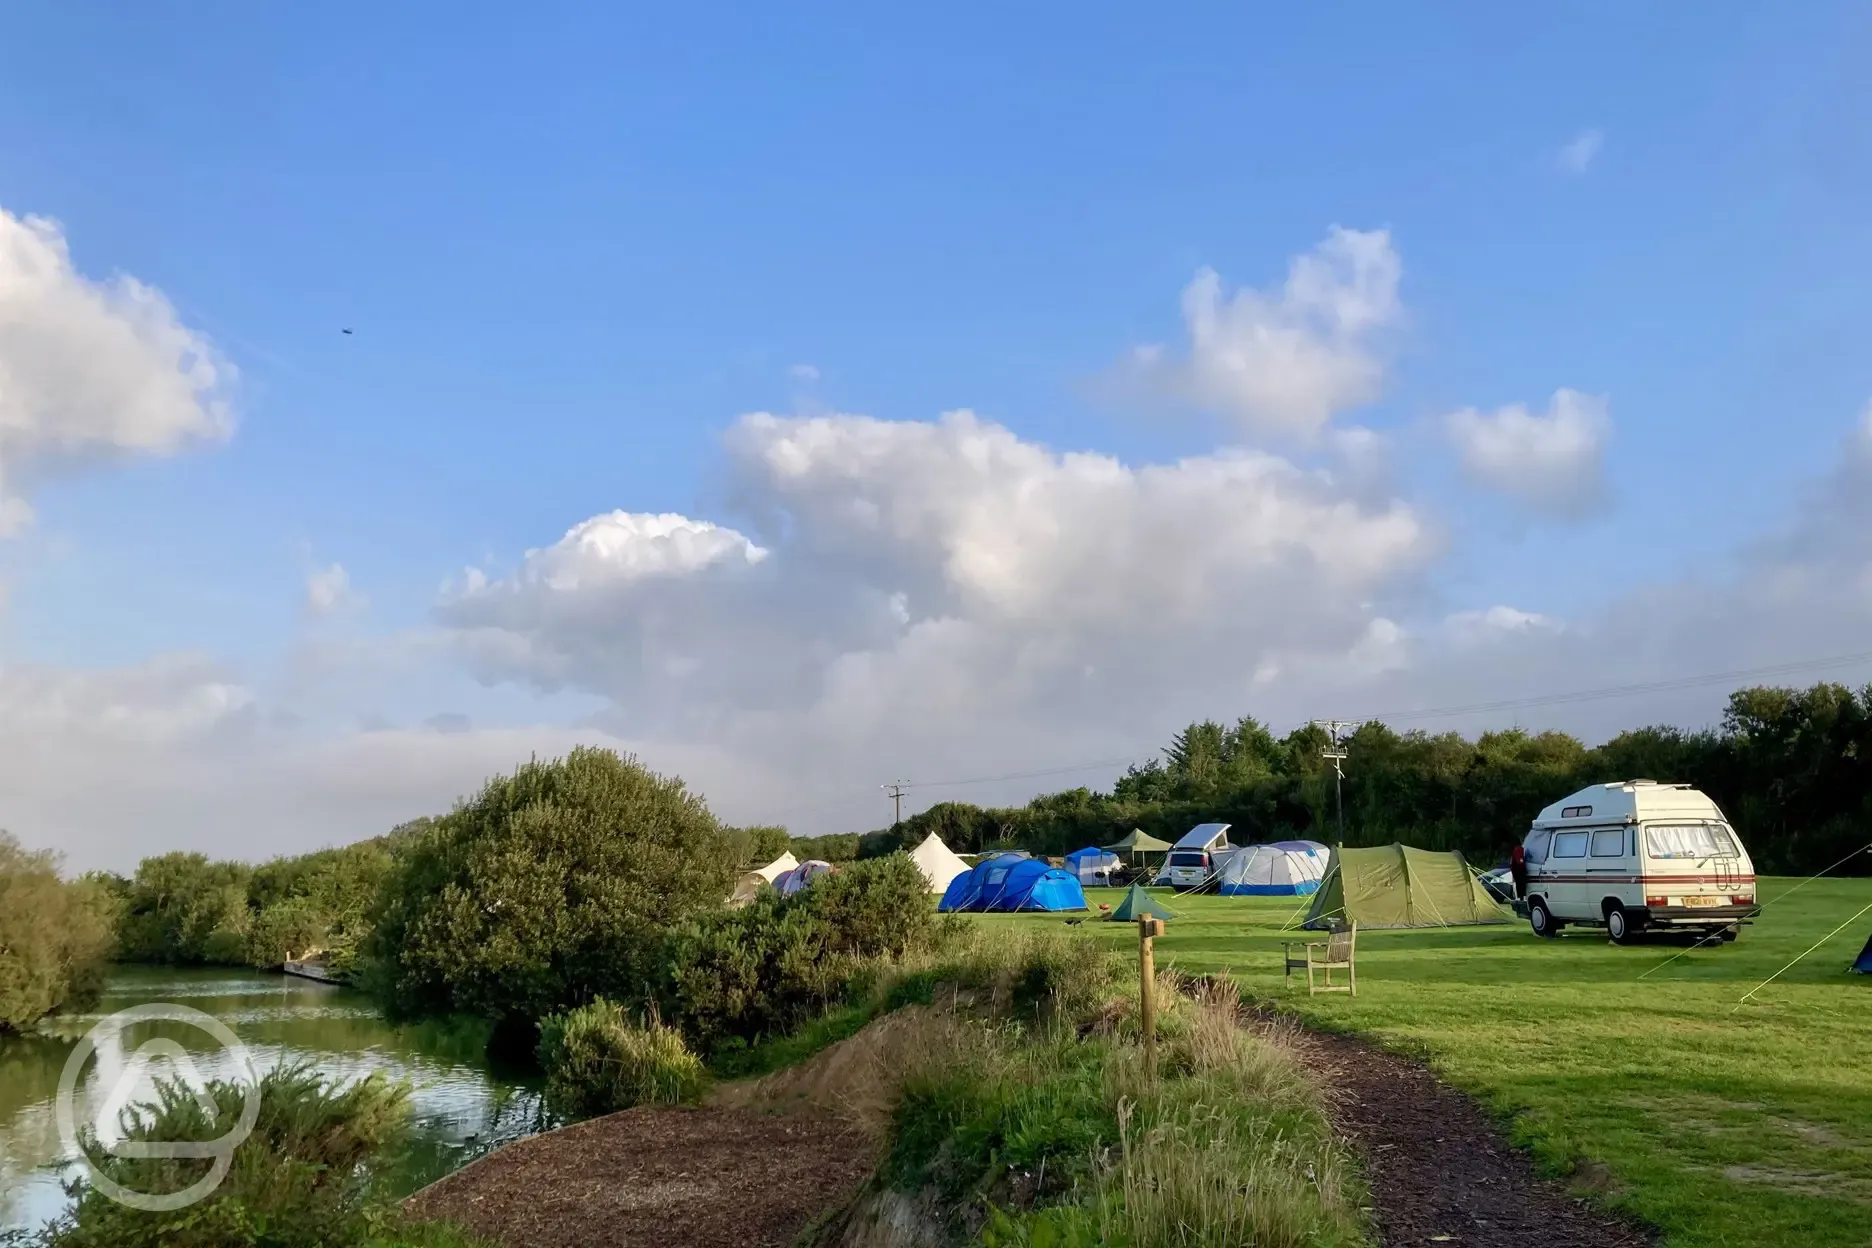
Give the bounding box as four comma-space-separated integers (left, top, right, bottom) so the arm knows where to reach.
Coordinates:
987, 877, 1872, 1248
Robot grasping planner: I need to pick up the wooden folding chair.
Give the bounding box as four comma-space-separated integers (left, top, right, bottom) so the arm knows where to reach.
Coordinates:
1282, 920, 1357, 996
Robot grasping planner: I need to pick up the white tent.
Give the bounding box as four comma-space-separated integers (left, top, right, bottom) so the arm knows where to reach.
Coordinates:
755, 851, 799, 883
1215, 841, 1329, 897
908, 833, 971, 894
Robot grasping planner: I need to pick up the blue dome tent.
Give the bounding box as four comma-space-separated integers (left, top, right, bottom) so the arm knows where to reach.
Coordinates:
938, 853, 1028, 913
1853, 932, 1872, 975
938, 855, 1088, 913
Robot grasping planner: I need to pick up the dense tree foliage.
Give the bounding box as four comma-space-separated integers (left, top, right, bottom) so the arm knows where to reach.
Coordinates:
829, 683, 1872, 875
111, 852, 254, 965
0, 834, 116, 1032
363, 747, 739, 1028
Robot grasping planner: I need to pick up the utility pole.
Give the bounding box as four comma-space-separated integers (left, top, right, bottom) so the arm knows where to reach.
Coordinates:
1310, 720, 1363, 845
882, 780, 910, 828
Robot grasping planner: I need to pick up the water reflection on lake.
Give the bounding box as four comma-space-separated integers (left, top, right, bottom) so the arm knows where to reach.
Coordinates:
0, 966, 551, 1234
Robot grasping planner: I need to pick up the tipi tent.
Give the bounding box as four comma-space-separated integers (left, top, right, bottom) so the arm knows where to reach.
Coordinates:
1064, 846, 1122, 886
1217, 842, 1329, 896
939, 855, 1087, 912
1107, 883, 1175, 922
909, 834, 971, 895
1853, 934, 1872, 974
1103, 829, 1173, 867
775, 859, 835, 897
1302, 844, 1511, 930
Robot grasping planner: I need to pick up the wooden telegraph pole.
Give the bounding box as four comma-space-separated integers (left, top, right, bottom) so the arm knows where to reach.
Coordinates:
1138, 915, 1163, 1068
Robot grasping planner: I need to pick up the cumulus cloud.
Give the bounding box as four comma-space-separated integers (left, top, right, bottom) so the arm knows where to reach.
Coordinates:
431, 405, 1438, 813
305, 563, 354, 615
1557, 129, 1604, 174
0, 209, 233, 531
1444, 389, 1610, 517
1114, 227, 1402, 439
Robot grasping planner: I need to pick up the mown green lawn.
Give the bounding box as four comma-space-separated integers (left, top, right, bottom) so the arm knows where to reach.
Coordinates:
985, 877, 1872, 1248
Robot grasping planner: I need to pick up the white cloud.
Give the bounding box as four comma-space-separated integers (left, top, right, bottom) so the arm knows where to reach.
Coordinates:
1443, 605, 1560, 647
1444, 389, 1611, 518
440, 406, 1434, 770
1557, 129, 1604, 174
1114, 227, 1402, 439
789, 363, 820, 382
305, 563, 354, 615
0, 209, 233, 531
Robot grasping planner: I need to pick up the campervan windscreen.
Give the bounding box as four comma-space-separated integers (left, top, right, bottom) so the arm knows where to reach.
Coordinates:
1645, 823, 1738, 860
1168, 851, 1207, 867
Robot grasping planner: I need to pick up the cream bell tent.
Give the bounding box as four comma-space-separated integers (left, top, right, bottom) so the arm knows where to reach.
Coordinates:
908, 833, 971, 894
728, 850, 802, 907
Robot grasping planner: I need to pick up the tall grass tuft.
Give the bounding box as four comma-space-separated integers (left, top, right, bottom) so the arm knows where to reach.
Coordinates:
30, 1062, 490, 1248
537, 998, 705, 1119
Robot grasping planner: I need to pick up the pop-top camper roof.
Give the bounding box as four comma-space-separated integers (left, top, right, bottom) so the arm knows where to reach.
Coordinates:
1532, 781, 1727, 830
1172, 822, 1233, 852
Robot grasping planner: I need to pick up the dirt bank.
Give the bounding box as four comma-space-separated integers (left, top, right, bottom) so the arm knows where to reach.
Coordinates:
403, 1105, 873, 1248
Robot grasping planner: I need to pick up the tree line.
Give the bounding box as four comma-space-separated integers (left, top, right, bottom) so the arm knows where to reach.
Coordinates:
795, 681, 1872, 876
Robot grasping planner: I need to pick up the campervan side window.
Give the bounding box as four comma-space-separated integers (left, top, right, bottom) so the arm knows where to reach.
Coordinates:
1590, 828, 1628, 857
1645, 823, 1736, 860
1523, 829, 1551, 864
1551, 831, 1590, 859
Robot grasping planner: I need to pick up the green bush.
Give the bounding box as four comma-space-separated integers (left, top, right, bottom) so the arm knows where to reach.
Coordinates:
0, 834, 115, 1032
31, 1063, 488, 1248
364, 747, 739, 1027
536, 998, 705, 1119
661, 853, 942, 1056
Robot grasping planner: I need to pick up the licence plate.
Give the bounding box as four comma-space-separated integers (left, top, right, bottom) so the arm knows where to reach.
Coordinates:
1683, 895, 1721, 908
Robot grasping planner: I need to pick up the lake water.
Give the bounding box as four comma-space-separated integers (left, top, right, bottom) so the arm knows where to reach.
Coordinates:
0, 966, 551, 1235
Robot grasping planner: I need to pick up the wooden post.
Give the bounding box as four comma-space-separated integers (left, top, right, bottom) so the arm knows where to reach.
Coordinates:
1138, 915, 1162, 1068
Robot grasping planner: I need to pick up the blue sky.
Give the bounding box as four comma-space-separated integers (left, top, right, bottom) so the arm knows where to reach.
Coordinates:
3, 3, 1871, 866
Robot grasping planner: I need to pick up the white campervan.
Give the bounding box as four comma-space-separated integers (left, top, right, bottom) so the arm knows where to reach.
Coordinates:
1161, 822, 1235, 892
1518, 780, 1760, 944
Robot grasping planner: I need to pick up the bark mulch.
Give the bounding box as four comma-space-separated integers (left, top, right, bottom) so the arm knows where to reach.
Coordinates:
1278, 1022, 1653, 1248
402, 1105, 874, 1248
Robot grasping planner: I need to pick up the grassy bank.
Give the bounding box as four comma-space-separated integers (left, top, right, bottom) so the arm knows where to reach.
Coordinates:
719, 930, 1366, 1247
991, 877, 1872, 1248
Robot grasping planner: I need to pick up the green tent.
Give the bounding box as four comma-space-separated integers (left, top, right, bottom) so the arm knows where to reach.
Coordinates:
1107, 883, 1176, 922
1302, 844, 1511, 930
1103, 829, 1173, 865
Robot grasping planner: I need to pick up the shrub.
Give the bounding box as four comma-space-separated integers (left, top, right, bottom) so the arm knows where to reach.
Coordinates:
537, 998, 705, 1119
661, 853, 944, 1056
0, 834, 115, 1032
32, 1063, 488, 1248
364, 747, 739, 1027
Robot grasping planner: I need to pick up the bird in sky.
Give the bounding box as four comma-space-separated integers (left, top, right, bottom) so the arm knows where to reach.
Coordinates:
341, 327, 353, 335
